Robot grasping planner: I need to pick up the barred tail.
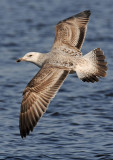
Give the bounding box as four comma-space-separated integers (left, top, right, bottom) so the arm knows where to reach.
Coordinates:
76, 48, 107, 83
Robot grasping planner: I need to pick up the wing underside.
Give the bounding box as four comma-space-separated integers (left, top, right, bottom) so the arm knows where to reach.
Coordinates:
19, 64, 69, 138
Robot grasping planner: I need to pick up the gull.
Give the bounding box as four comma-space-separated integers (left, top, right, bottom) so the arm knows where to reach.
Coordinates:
17, 10, 107, 138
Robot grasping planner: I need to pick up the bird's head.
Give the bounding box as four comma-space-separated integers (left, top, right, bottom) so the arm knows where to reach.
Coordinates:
16, 52, 41, 65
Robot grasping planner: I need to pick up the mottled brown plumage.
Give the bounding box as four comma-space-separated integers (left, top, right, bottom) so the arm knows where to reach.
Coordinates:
17, 10, 107, 138
20, 64, 69, 137
53, 10, 91, 50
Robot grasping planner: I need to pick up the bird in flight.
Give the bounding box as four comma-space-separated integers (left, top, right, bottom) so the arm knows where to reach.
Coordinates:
17, 10, 107, 138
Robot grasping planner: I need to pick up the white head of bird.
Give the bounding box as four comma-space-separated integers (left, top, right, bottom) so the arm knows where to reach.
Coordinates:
16, 52, 44, 67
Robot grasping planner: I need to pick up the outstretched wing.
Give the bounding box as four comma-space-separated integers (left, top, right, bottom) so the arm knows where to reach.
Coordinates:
19, 64, 69, 138
52, 10, 91, 50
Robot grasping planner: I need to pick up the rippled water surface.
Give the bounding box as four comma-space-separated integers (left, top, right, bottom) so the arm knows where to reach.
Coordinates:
0, 0, 113, 159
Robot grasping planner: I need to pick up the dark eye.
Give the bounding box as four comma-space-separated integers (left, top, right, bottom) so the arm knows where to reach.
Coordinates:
28, 55, 32, 57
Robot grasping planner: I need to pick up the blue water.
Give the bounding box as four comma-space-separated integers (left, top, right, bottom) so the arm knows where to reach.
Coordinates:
0, 0, 113, 159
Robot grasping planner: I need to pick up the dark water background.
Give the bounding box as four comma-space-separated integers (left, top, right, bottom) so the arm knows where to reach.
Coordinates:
0, 0, 113, 159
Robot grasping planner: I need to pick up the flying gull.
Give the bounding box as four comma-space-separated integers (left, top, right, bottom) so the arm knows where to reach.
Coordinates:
17, 10, 107, 138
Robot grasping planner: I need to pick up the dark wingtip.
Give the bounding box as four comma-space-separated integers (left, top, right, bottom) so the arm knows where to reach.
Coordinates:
84, 10, 91, 15
57, 10, 91, 25
20, 131, 27, 139
75, 10, 91, 18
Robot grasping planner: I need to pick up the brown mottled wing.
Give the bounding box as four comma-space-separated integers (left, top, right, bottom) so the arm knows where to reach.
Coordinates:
53, 10, 91, 50
19, 64, 69, 138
